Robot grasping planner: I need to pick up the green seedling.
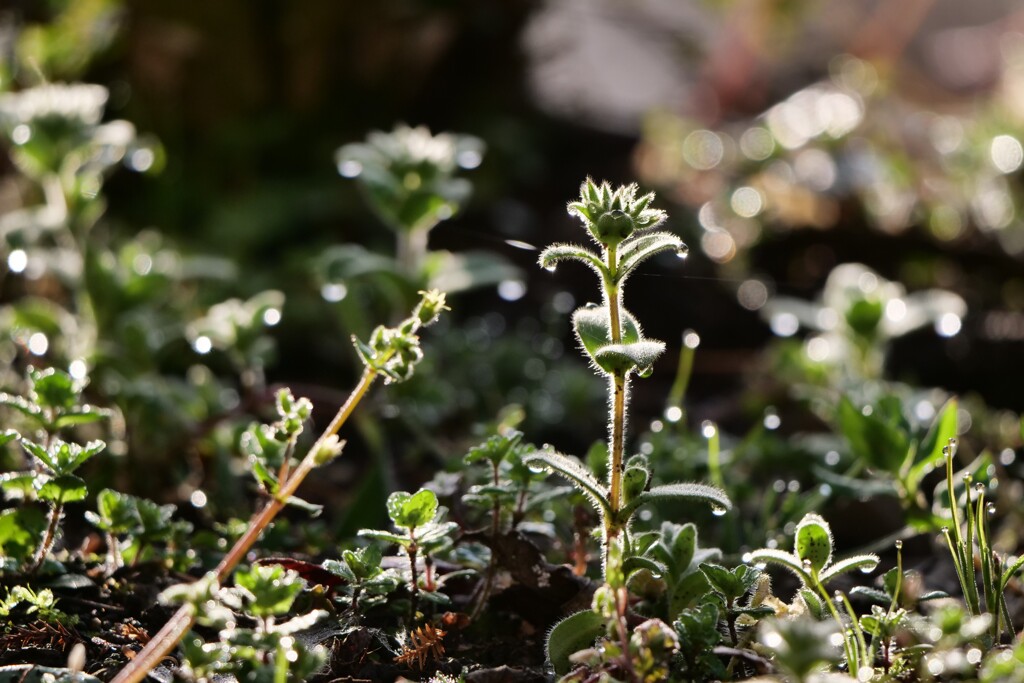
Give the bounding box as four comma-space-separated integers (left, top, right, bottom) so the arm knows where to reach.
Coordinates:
939, 437, 1020, 643
359, 488, 458, 619
111, 291, 446, 683
85, 488, 192, 570
763, 262, 966, 382
2, 436, 105, 574
0, 585, 74, 625
523, 180, 731, 580
186, 290, 284, 390
0, 366, 114, 572
749, 512, 878, 671
163, 565, 327, 682
700, 564, 774, 647
672, 603, 727, 681
460, 429, 551, 618
336, 124, 483, 275
322, 544, 399, 616
626, 521, 722, 621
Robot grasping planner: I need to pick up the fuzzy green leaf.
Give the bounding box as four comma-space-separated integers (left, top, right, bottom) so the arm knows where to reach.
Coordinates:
747, 548, 813, 586
669, 570, 710, 617
623, 555, 665, 579
37, 474, 88, 504
572, 305, 641, 362
799, 588, 826, 619
670, 523, 698, 575
521, 449, 610, 517
621, 482, 731, 520
546, 609, 605, 676
538, 243, 607, 279
622, 465, 650, 503
234, 565, 303, 618
593, 340, 666, 376
794, 513, 833, 574
616, 231, 686, 283
386, 489, 438, 530
818, 554, 879, 584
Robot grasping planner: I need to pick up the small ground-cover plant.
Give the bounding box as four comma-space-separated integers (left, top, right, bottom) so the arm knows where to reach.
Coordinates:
108, 290, 447, 683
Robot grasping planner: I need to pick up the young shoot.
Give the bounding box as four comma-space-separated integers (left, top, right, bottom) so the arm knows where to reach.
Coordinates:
359, 488, 458, 620
522, 179, 731, 581
748, 512, 879, 671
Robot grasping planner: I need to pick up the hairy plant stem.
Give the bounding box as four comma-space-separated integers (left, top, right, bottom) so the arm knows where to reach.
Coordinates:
604, 244, 626, 544
110, 367, 377, 683
27, 502, 63, 574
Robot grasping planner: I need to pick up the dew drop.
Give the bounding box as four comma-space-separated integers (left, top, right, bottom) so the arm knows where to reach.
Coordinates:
676, 244, 690, 259
975, 482, 986, 493
895, 540, 903, 550
940, 526, 950, 535
7, 249, 28, 273
948, 437, 958, 449
543, 264, 557, 273
987, 502, 996, 515
711, 505, 727, 517
337, 159, 362, 178
527, 463, 547, 475
584, 302, 600, 310
942, 446, 950, 456
859, 565, 873, 574
192, 335, 213, 355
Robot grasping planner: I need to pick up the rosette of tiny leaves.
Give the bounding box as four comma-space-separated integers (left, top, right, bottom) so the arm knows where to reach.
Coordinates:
336, 124, 483, 234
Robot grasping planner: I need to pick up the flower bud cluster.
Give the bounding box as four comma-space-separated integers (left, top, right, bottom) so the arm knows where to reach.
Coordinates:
568, 178, 667, 247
